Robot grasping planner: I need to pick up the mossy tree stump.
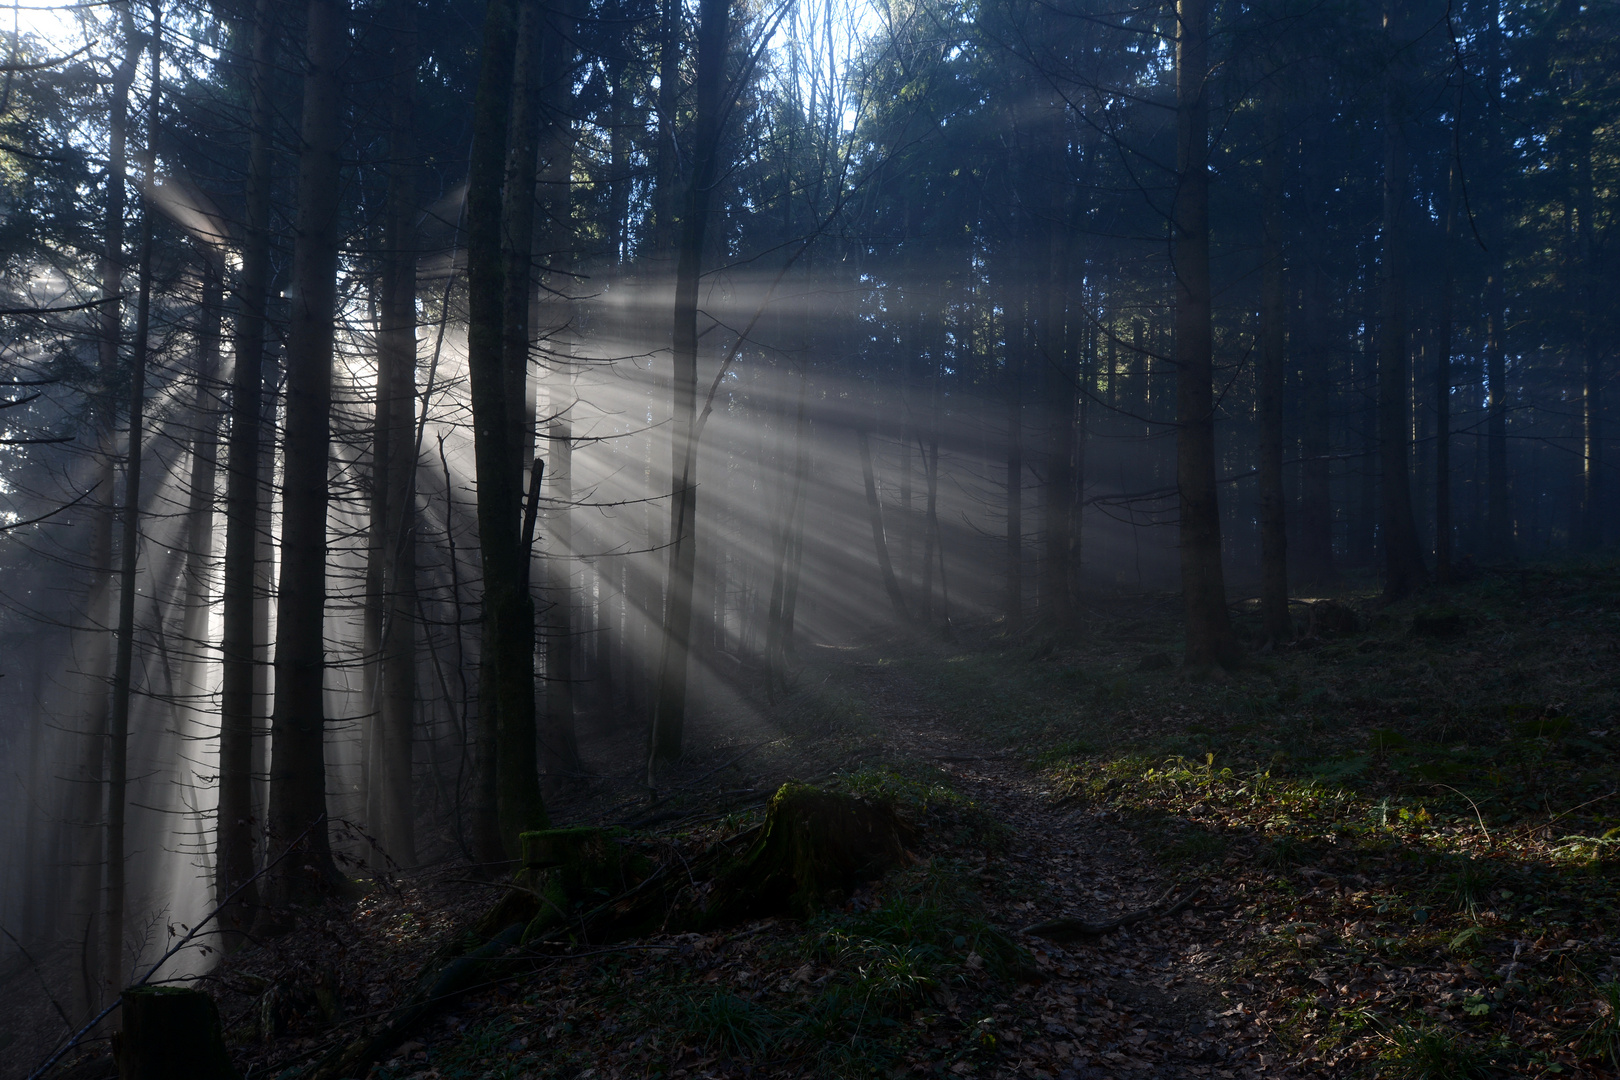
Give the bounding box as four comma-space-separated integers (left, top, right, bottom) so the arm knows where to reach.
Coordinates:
115, 986, 238, 1080
518, 826, 650, 940
702, 782, 911, 926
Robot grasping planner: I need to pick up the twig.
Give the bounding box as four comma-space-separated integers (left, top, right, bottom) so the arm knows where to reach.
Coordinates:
0, 925, 73, 1034
1429, 784, 1492, 847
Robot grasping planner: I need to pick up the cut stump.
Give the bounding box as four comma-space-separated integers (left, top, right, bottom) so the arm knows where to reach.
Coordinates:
701, 782, 911, 926
115, 985, 238, 1080
517, 826, 651, 941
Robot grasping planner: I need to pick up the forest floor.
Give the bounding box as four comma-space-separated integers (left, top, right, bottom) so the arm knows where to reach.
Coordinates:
31, 555, 1620, 1080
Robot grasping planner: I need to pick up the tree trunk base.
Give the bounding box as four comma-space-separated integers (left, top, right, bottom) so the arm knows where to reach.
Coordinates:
701, 782, 912, 926
115, 986, 238, 1080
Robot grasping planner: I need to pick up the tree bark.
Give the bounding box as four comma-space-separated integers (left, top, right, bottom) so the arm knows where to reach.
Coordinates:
1041, 211, 1075, 628
1257, 76, 1290, 642
219, 70, 269, 912
1376, 0, 1428, 601
1172, 0, 1238, 669
364, 0, 420, 868
263, 0, 347, 914
105, 11, 161, 996
647, 0, 730, 781
1004, 297, 1023, 630
1575, 118, 1602, 550
1482, 5, 1511, 560
858, 428, 909, 621
543, 413, 579, 776
467, 0, 547, 858
76, 14, 141, 1011
1435, 101, 1461, 584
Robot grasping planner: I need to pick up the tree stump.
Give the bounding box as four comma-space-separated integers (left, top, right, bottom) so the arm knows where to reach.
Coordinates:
517, 827, 650, 941
115, 986, 238, 1080
701, 782, 912, 926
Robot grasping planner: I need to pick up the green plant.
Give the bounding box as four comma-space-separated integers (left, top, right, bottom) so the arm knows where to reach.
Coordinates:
1442, 855, 1497, 918
1261, 834, 1307, 871
1580, 981, 1620, 1071
679, 990, 781, 1057
1378, 1022, 1492, 1079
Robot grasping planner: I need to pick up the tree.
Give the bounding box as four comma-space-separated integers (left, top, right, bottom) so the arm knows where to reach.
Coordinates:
105, 2, 162, 992
1257, 70, 1290, 642
363, 0, 421, 869
1376, 0, 1429, 601
217, 0, 276, 938
466, 0, 547, 858
262, 0, 348, 915
647, 0, 732, 781
1172, 0, 1238, 669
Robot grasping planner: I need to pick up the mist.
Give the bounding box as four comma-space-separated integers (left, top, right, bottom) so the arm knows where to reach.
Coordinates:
0, 0, 1613, 1074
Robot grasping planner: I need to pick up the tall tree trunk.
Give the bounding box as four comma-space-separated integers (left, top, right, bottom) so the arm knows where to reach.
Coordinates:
107, 10, 162, 994
765, 375, 807, 698
647, 0, 730, 781
216, 0, 273, 930
1575, 119, 1602, 550
858, 429, 909, 621
536, 0, 582, 777
77, 15, 141, 1011
1257, 77, 1290, 643
543, 413, 579, 775
1435, 103, 1461, 584
1376, 0, 1428, 601
180, 257, 223, 699
467, 0, 546, 858
1482, 3, 1511, 560
263, 0, 347, 914
1041, 212, 1074, 628
652, 0, 681, 260
364, 0, 420, 868
1004, 299, 1023, 630
504, 0, 542, 486
1172, 0, 1237, 669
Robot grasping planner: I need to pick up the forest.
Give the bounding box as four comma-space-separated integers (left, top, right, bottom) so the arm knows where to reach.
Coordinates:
0, 0, 1616, 1076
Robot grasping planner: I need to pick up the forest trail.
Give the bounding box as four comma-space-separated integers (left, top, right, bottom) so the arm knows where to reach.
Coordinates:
827, 645, 1290, 1079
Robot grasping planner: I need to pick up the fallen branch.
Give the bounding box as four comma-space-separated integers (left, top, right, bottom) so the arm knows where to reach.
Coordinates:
1019, 882, 1203, 941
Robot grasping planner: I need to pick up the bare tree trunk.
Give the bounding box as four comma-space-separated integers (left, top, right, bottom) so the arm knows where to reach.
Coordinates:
1482, 6, 1511, 561
76, 15, 141, 1011
765, 376, 807, 699
467, 0, 546, 859
543, 412, 579, 775
859, 429, 910, 621
1172, 0, 1238, 669
647, 0, 730, 781
1041, 216, 1075, 628
180, 257, 223, 699
1005, 299, 1023, 630
1575, 119, 1603, 550
652, 0, 681, 260
1435, 99, 1462, 584
364, 0, 420, 868
1376, 0, 1428, 601
106, 9, 162, 993
1257, 77, 1290, 643
263, 0, 347, 915
536, 0, 582, 777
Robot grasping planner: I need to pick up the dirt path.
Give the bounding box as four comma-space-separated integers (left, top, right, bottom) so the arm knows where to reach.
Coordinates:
843, 652, 1295, 1080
